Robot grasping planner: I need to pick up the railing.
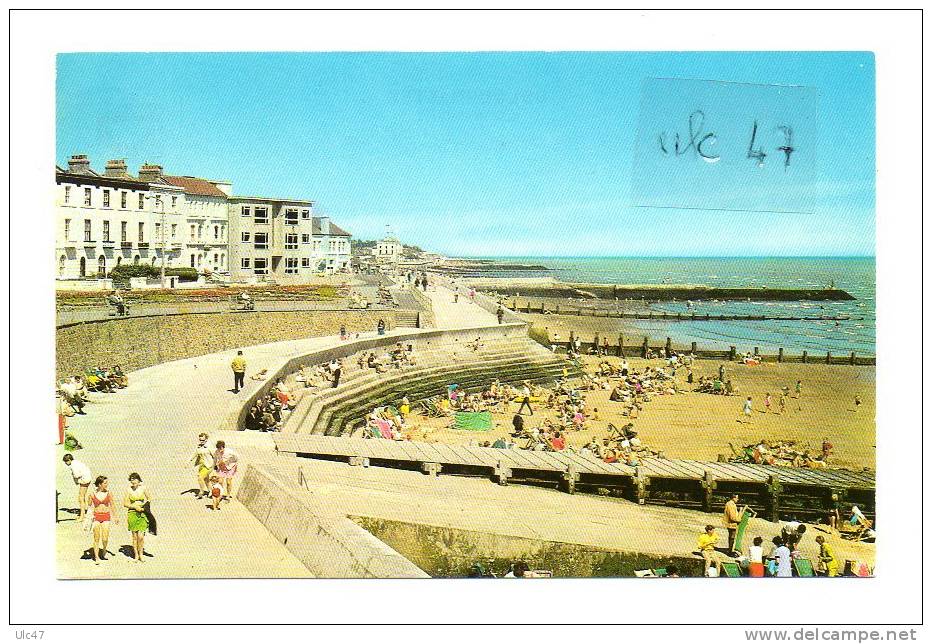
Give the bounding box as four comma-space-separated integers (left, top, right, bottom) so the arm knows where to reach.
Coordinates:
121, 241, 133, 248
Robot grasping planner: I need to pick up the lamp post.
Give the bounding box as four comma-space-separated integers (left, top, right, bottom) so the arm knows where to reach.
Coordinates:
144, 193, 168, 289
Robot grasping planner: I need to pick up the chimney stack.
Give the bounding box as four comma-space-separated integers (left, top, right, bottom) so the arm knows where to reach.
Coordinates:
67, 154, 92, 174
104, 158, 129, 178
318, 216, 331, 235
138, 163, 164, 182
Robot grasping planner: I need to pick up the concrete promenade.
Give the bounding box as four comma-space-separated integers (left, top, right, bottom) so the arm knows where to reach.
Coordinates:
55, 282, 495, 578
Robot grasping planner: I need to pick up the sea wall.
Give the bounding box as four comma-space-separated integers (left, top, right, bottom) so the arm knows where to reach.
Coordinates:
237, 465, 429, 578
352, 517, 703, 578
55, 310, 400, 380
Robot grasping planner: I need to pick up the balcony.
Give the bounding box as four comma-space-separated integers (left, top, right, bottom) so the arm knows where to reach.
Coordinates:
102, 240, 115, 248
83, 238, 97, 247
121, 241, 133, 249
138, 242, 150, 249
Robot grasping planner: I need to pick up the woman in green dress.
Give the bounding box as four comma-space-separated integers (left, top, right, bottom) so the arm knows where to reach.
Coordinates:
123, 473, 151, 563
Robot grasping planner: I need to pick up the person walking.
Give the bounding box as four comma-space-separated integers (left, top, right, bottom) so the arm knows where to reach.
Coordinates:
795, 379, 803, 411
123, 473, 151, 563
191, 433, 214, 500
496, 306, 504, 324
213, 441, 239, 500
723, 493, 745, 555
340, 325, 347, 341
231, 350, 246, 394
331, 359, 343, 388
62, 453, 92, 522
516, 383, 534, 416
719, 364, 726, 382
377, 318, 386, 336
741, 396, 753, 423
773, 538, 793, 577
87, 475, 116, 565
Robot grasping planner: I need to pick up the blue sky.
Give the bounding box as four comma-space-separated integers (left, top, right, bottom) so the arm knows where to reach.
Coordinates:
57, 52, 874, 257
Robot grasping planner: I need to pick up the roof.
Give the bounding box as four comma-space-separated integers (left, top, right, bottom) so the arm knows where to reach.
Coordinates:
163, 175, 228, 198
312, 218, 352, 237
229, 195, 314, 205
381, 235, 401, 244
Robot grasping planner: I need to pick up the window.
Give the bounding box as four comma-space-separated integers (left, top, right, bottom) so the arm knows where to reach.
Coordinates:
254, 207, 268, 224
191, 254, 196, 268
97, 255, 106, 277
84, 188, 92, 207
301, 209, 310, 220
285, 233, 298, 250
285, 209, 299, 225
154, 223, 161, 240
103, 221, 111, 242
213, 253, 219, 265
301, 258, 310, 268
214, 225, 219, 239
64, 219, 71, 240
285, 258, 299, 274
241, 206, 251, 217
241, 232, 251, 243
103, 190, 110, 207
139, 194, 145, 210
84, 219, 92, 242
171, 224, 177, 239
121, 192, 127, 209
198, 224, 203, 239
121, 221, 127, 242
301, 234, 310, 244
155, 196, 162, 210
220, 253, 225, 266
59, 255, 66, 275
64, 186, 71, 204
241, 258, 251, 269
190, 225, 196, 241
253, 258, 268, 275
171, 196, 177, 209
254, 232, 268, 249
138, 222, 145, 242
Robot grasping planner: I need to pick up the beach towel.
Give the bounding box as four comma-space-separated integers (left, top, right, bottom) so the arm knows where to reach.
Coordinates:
453, 411, 493, 431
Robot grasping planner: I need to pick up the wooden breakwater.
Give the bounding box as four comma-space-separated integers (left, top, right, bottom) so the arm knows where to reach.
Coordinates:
549, 332, 875, 366
510, 299, 861, 322
490, 286, 855, 302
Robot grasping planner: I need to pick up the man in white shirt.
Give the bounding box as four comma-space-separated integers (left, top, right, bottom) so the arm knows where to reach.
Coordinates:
62, 453, 92, 521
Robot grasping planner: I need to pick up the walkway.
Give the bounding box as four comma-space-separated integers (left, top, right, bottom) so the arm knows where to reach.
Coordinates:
421, 282, 499, 329
56, 327, 421, 578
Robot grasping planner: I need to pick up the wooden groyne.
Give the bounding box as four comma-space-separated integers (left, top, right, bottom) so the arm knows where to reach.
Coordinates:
510, 299, 862, 322
550, 332, 875, 366
274, 435, 875, 523
490, 286, 856, 302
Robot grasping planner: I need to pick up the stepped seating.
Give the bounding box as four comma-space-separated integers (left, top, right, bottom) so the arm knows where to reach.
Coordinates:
286, 337, 540, 430
326, 355, 569, 436
281, 337, 579, 437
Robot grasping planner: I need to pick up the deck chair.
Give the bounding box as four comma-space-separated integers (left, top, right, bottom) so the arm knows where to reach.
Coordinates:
720, 562, 743, 578
793, 559, 815, 577
732, 505, 757, 552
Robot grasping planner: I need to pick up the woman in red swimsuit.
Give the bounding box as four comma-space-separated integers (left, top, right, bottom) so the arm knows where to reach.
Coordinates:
88, 475, 116, 564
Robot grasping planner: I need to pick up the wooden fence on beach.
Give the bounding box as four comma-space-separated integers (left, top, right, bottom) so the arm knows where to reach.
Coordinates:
547, 333, 875, 366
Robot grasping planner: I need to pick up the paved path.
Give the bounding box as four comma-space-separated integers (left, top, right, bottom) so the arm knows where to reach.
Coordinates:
55, 285, 501, 578
56, 328, 422, 578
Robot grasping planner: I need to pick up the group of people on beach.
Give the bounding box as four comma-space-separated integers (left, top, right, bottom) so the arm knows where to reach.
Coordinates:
697, 493, 845, 578
61, 453, 153, 565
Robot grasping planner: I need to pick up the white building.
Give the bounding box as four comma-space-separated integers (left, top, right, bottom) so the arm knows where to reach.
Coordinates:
56, 154, 353, 284
55, 156, 185, 279
375, 235, 403, 263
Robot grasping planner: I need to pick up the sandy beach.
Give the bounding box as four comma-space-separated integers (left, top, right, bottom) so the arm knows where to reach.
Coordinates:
400, 354, 875, 471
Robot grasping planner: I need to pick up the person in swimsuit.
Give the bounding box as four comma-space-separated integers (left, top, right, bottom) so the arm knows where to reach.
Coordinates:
88, 475, 115, 564
123, 473, 151, 563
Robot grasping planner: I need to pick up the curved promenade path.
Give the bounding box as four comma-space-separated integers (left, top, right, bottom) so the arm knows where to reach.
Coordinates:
55, 282, 497, 578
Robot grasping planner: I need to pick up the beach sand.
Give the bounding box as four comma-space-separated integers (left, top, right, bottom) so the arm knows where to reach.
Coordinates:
399, 355, 875, 471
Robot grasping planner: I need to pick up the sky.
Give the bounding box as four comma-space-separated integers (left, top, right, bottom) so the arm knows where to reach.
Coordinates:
56, 52, 875, 257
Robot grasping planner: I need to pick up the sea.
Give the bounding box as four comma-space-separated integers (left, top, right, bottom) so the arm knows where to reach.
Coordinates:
476, 257, 875, 356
